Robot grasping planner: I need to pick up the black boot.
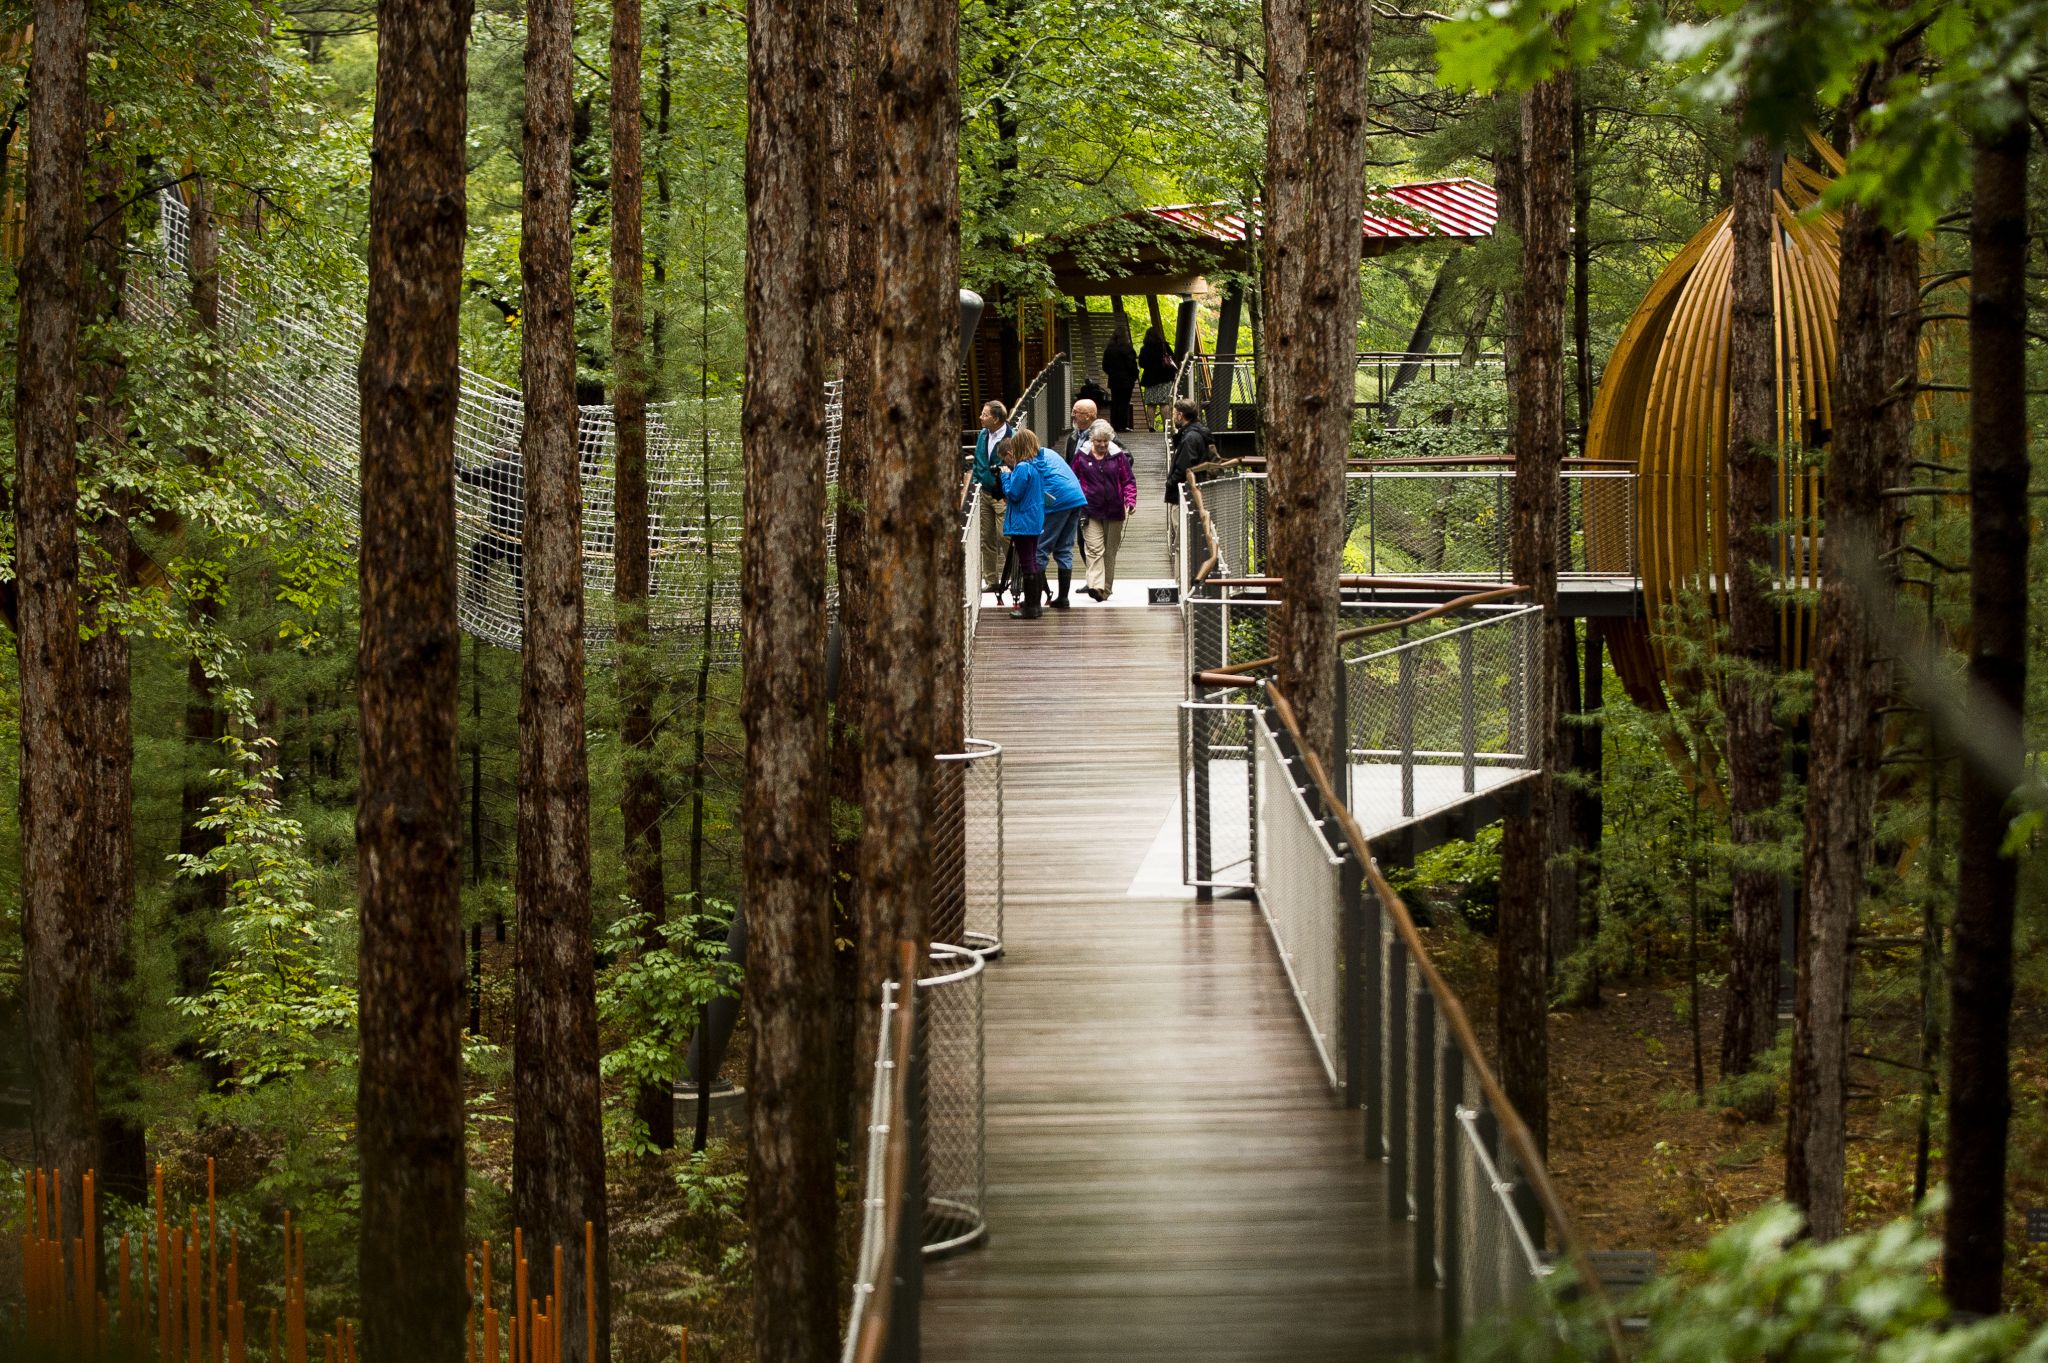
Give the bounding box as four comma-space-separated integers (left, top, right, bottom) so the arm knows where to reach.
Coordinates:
1049, 566, 1073, 609
1010, 573, 1043, 619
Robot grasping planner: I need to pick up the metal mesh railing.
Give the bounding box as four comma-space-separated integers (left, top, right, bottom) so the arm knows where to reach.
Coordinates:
1341, 605, 1541, 829
843, 956, 919, 1363
1186, 468, 1637, 583
1179, 701, 1257, 890
1252, 714, 1346, 1089
1238, 691, 1621, 1353
919, 944, 987, 1258
142, 190, 841, 658
1173, 348, 1259, 430
932, 741, 1005, 959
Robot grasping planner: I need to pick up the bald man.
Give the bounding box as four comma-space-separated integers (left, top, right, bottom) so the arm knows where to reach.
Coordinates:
1061, 396, 1099, 460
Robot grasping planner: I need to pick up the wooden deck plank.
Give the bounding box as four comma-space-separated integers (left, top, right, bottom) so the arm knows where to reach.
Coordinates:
926, 431, 1435, 1360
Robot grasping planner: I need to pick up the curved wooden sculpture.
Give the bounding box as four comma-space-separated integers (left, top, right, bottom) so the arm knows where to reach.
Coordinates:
1586, 138, 1846, 704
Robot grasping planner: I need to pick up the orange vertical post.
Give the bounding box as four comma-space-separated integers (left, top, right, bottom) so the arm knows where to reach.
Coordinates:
583, 1222, 595, 1363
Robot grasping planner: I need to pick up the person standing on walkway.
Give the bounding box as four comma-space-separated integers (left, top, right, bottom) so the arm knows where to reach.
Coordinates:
972, 399, 1015, 602
998, 431, 1045, 619
1071, 419, 1137, 601
1138, 325, 1178, 432
1165, 397, 1214, 505
1061, 396, 1099, 459
1031, 436, 1088, 609
1103, 329, 1140, 432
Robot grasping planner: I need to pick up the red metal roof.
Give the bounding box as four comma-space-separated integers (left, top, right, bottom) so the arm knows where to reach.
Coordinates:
1146, 177, 1497, 245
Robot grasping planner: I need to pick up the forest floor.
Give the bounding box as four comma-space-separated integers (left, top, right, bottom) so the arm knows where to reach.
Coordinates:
1421, 914, 2048, 1320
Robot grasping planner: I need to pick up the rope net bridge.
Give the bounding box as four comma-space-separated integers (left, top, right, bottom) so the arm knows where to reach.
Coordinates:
140, 191, 840, 656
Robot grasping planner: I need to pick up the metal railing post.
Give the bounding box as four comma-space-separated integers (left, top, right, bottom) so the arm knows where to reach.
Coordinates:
1363, 882, 1385, 1157
1331, 650, 1352, 813
1439, 1044, 1465, 1346
1413, 994, 1437, 1287
1340, 853, 1366, 1109
1460, 629, 1477, 795
1387, 936, 1409, 1218
1368, 473, 1379, 575
1397, 646, 1417, 819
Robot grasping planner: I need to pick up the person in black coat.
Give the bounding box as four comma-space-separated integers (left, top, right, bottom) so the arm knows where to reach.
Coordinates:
1102, 331, 1140, 431
1164, 398, 1214, 505
1138, 325, 1178, 431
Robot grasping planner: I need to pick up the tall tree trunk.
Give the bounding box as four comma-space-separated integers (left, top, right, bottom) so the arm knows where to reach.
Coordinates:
1787, 103, 1909, 1244
514, 0, 608, 1355
355, 3, 474, 1357
613, 0, 674, 1154
1720, 128, 1784, 1100
743, 1, 838, 1356
83, 131, 147, 1203
1570, 94, 1592, 452
1499, 67, 1571, 1157
1262, 0, 1372, 766
15, 0, 97, 1221
1944, 107, 2030, 1315
860, 0, 959, 992
171, 173, 228, 1090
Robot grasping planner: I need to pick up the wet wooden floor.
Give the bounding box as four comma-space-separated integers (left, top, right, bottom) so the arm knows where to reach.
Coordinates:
923, 431, 1436, 1361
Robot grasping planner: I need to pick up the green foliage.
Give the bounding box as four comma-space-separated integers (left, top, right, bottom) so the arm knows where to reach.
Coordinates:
173, 734, 357, 1085
1388, 823, 1504, 932
597, 899, 742, 1155
1467, 1201, 2048, 1363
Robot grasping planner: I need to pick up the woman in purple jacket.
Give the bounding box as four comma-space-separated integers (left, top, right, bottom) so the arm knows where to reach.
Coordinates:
1071, 419, 1138, 600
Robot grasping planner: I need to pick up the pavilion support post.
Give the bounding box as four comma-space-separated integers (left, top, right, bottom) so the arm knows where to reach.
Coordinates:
1208, 285, 1243, 431
1173, 296, 1199, 361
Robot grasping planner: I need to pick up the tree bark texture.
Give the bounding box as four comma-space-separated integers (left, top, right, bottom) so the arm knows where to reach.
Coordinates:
743, 2, 839, 1356
514, 0, 609, 1354
1787, 114, 1910, 1244
15, 0, 98, 1218
355, 2, 474, 1358
83, 137, 147, 1202
1720, 130, 1784, 1094
1497, 68, 1571, 1158
1944, 109, 2029, 1316
612, 0, 674, 1154
860, 0, 960, 983
1261, 0, 1371, 766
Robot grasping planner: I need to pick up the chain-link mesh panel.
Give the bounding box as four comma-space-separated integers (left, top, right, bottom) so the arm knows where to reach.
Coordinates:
1451, 1079, 1550, 1332
1179, 703, 1255, 890
143, 192, 838, 660
1342, 606, 1539, 830
920, 945, 987, 1258
1252, 715, 1345, 1090
933, 742, 1004, 958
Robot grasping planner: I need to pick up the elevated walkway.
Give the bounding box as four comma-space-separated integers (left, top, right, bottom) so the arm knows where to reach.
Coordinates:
923, 430, 1436, 1361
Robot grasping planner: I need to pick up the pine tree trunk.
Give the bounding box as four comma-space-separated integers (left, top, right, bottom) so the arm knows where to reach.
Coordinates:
613, 0, 674, 1154
513, 0, 609, 1355
743, 2, 839, 1355
1570, 95, 1592, 453
1720, 129, 1784, 1099
1788, 111, 1909, 1243
355, 2, 473, 1357
15, 0, 97, 1221
1262, 0, 1371, 765
1498, 68, 1571, 1157
83, 135, 147, 1202
1944, 108, 2029, 1315
860, 0, 961, 978
172, 174, 228, 1089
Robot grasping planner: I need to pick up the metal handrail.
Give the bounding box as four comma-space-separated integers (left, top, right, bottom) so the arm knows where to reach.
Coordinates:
1192, 586, 1532, 690
846, 942, 921, 1363
1257, 683, 1626, 1360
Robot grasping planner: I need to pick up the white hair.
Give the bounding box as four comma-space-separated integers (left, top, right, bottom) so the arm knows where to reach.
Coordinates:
1088, 419, 1115, 440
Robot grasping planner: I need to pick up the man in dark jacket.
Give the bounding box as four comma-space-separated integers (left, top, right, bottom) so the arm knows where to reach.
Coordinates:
1165, 398, 1214, 505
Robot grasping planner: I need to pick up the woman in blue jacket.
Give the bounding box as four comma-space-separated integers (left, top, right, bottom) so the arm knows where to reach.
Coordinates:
1030, 442, 1089, 609
999, 429, 1048, 618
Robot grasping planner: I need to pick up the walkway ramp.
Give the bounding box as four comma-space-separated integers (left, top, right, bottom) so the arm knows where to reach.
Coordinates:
924, 430, 1434, 1361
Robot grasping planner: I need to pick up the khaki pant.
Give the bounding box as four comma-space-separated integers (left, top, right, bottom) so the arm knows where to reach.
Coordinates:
978, 493, 1010, 589
1081, 517, 1125, 595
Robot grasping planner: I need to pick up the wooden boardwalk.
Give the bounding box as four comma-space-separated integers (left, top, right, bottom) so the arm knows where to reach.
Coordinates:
925, 431, 1434, 1361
